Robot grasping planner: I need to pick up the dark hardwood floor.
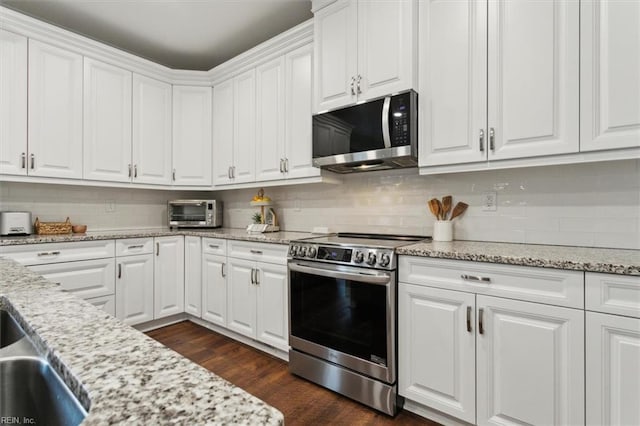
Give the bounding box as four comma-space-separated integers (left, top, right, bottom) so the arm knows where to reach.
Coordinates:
147, 321, 438, 425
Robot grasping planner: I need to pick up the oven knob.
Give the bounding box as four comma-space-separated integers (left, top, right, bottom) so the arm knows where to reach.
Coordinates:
354, 251, 364, 263
366, 252, 377, 266
299, 246, 307, 257
379, 253, 391, 267
307, 246, 317, 258
289, 245, 298, 256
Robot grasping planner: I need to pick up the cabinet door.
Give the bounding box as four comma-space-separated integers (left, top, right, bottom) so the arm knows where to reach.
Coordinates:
184, 236, 201, 317
313, 0, 358, 112
116, 254, 154, 326
154, 236, 185, 319
476, 295, 584, 426
586, 312, 640, 426
28, 40, 83, 179
487, 0, 579, 160
202, 253, 227, 326
83, 58, 132, 182
29, 258, 115, 300
581, 0, 640, 152
132, 74, 172, 185
0, 29, 27, 176
357, 0, 416, 101
255, 57, 286, 182
398, 283, 476, 424
255, 262, 288, 351
232, 70, 256, 184
284, 43, 320, 179
212, 78, 235, 185
418, 0, 487, 167
227, 258, 256, 338
172, 85, 212, 186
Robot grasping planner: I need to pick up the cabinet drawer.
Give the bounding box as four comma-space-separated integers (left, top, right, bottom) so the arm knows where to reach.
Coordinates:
29, 258, 115, 299
115, 238, 154, 256
227, 240, 288, 265
399, 256, 584, 308
0, 240, 115, 265
586, 272, 640, 318
87, 295, 115, 317
202, 238, 226, 256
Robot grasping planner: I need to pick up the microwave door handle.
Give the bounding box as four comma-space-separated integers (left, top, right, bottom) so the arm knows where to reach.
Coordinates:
288, 262, 391, 286
382, 96, 392, 149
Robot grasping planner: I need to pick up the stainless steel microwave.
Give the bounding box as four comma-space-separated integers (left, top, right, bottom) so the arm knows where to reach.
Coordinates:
312, 90, 417, 173
168, 200, 222, 229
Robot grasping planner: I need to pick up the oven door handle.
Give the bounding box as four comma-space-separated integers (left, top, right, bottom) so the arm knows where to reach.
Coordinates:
288, 262, 391, 286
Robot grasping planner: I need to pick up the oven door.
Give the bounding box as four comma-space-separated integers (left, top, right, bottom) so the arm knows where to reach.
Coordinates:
288, 260, 396, 384
168, 202, 208, 226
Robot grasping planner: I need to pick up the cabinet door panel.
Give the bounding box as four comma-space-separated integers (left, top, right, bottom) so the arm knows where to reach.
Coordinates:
255, 57, 285, 182
313, 0, 357, 112
116, 254, 154, 326
202, 253, 227, 326
132, 74, 172, 185
184, 236, 202, 317
83, 58, 132, 182
0, 30, 28, 176
28, 40, 83, 179
30, 258, 115, 300
227, 258, 256, 338
232, 70, 256, 183
154, 236, 184, 319
256, 263, 288, 351
172, 86, 212, 186
419, 0, 487, 166
488, 0, 579, 160
586, 312, 640, 426
398, 283, 476, 423
358, 0, 415, 100
581, 0, 640, 151
477, 295, 584, 426
212, 79, 235, 185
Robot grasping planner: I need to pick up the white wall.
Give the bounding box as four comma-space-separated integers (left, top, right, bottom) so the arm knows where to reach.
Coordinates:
1, 160, 638, 249
216, 160, 640, 250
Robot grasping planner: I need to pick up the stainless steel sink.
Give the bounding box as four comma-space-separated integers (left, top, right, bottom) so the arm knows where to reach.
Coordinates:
0, 309, 88, 425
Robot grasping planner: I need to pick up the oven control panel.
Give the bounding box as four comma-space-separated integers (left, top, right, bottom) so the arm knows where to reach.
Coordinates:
288, 243, 396, 270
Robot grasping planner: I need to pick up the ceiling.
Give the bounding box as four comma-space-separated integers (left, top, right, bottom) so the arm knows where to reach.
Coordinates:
1, 0, 313, 71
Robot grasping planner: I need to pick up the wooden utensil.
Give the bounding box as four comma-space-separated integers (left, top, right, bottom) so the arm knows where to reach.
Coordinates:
435, 199, 444, 220
428, 198, 441, 220
450, 202, 468, 220
441, 195, 452, 220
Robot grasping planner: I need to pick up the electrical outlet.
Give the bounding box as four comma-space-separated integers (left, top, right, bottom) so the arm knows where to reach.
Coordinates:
105, 200, 116, 213
482, 191, 497, 211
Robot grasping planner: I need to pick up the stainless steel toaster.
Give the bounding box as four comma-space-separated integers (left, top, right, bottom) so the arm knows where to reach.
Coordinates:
0, 211, 33, 236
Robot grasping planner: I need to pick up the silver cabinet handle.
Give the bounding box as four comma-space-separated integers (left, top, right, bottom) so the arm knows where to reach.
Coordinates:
478, 308, 485, 334
284, 158, 289, 173
228, 166, 232, 179
356, 74, 362, 94
172, 169, 176, 181
232, 166, 236, 179
134, 164, 138, 178
21, 153, 26, 169
128, 244, 144, 250
208, 244, 219, 249
279, 159, 285, 173
250, 249, 263, 255
461, 274, 491, 283
128, 164, 132, 178
350, 76, 356, 95
118, 263, 122, 279
37, 251, 61, 257
489, 127, 495, 151
255, 268, 260, 285
466, 306, 472, 332
156, 242, 160, 256
479, 129, 485, 152
30, 153, 35, 169
250, 268, 256, 284
221, 262, 226, 277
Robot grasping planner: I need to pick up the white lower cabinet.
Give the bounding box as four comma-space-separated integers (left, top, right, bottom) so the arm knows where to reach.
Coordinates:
184, 236, 202, 317
227, 258, 257, 337
153, 236, 184, 319
202, 252, 227, 326
255, 262, 288, 350
29, 257, 115, 300
399, 256, 585, 425
115, 253, 154, 326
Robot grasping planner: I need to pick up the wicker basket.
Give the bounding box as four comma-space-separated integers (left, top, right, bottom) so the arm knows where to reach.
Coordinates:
34, 217, 72, 235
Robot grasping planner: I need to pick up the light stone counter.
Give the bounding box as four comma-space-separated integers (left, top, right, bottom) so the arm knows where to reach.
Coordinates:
0, 259, 284, 424
396, 240, 640, 276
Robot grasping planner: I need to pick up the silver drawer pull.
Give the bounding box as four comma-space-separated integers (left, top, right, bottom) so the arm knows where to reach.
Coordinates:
37, 251, 61, 257
461, 274, 491, 283
250, 249, 263, 255
128, 244, 144, 250
208, 244, 219, 249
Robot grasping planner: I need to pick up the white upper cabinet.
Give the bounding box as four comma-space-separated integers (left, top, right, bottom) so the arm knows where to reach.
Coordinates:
172, 85, 212, 186
212, 79, 235, 185
0, 30, 27, 176
28, 40, 83, 179
580, 0, 640, 152
83, 58, 132, 182
313, 0, 416, 112
132, 74, 172, 185
419, 0, 579, 167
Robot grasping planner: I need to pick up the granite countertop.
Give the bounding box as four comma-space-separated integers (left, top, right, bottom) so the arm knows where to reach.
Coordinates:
0, 259, 283, 424
397, 240, 640, 276
0, 228, 315, 246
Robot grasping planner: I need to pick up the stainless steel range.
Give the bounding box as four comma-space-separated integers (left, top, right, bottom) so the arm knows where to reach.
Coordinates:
287, 232, 429, 415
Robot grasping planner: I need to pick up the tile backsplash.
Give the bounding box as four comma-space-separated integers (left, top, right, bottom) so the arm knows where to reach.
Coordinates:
1, 159, 638, 249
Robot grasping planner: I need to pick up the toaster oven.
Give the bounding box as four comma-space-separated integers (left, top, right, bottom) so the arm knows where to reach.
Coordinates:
168, 200, 222, 229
